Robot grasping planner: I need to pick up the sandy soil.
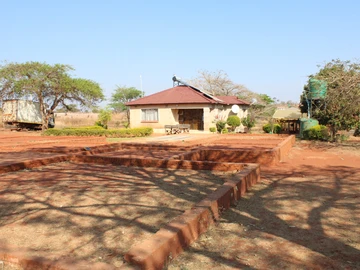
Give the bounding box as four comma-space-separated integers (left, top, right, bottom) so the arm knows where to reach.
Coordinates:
169, 140, 360, 270
0, 162, 228, 268
1, 131, 359, 269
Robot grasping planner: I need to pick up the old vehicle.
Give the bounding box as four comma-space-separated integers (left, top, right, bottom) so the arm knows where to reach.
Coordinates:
2, 99, 55, 130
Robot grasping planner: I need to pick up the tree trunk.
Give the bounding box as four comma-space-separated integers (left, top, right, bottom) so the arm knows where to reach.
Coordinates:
330, 125, 337, 142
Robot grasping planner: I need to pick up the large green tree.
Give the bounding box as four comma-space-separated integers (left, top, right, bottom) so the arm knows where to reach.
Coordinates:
300, 59, 360, 139
109, 85, 143, 123
0, 61, 104, 129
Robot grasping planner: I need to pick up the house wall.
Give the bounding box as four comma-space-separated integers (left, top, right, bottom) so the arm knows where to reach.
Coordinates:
129, 104, 248, 133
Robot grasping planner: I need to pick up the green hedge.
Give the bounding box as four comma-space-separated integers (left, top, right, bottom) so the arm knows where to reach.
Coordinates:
303, 125, 329, 141
62, 126, 105, 130
43, 127, 153, 137
263, 123, 282, 134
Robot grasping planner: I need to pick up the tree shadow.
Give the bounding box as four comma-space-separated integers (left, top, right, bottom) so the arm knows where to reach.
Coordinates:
0, 160, 229, 268
170, 164, 360, 269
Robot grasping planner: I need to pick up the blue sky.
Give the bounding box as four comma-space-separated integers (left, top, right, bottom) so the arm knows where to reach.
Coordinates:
1, 0, 359, 105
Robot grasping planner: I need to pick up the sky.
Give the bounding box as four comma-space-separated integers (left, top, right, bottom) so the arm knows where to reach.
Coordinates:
1, 0, 359, 105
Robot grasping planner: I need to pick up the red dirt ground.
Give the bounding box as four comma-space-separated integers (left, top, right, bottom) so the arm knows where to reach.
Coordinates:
169, 139, 360, 270
1, 131, 360, 269
0, 162, 227, 268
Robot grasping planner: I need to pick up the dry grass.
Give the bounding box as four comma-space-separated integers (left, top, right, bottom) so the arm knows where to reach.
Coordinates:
1, 111, 127, 129
54, 112, 127, 128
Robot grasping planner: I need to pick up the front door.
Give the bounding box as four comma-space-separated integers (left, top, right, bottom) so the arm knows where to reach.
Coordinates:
179, 109, 204, 130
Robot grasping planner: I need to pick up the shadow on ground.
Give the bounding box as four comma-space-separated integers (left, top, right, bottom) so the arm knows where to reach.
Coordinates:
169, 164, 360, 269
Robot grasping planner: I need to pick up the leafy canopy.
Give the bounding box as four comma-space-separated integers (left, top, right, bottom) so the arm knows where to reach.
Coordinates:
109, 85, 143, 126
0, 61, 104, 129
109, 86, 143, 113
300, 59, 360, 139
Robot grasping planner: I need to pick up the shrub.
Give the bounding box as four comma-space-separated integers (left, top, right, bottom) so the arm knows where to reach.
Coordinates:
216, 120, 226, 133
303, 125, 329, 141
221, 128, 228, 134
43, 127, 153, 138
96, 109, 112, 129
263, 123, 282, 134
337, 134, 349, 142
354, 127, 360, 137
226, 115, 241, 131
63, 126, 105, 130
209, 127, 216, 133
241, 115, 256, 132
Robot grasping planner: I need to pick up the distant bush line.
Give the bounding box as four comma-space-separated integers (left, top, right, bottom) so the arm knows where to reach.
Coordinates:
43, 126, 153, 137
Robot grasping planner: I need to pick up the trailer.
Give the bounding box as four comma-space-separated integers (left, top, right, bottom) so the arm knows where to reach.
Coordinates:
2, 99, 55, 130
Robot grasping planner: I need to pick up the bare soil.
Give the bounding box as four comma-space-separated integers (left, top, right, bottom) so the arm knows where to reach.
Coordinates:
169, 140, 360, 270
1, 131, 360, 269
0, 131, 107, 152
0, 162, 227, 268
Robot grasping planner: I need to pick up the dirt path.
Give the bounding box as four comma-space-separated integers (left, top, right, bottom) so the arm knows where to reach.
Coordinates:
169, 141, 360, 269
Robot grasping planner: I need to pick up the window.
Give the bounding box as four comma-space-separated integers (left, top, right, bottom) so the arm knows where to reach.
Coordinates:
141, 109, 158, 122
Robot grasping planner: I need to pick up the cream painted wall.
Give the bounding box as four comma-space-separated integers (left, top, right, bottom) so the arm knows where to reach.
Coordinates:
129, 104, 249, 132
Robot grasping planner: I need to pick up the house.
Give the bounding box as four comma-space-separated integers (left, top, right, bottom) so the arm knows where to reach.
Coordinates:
125, 84, 250, 133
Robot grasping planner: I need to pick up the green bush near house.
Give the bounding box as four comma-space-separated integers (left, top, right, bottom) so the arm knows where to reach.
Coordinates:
241, 115, 256, 133
209, 127, 216, 133
216, 120, 226, 133
62, 126, 105, 130
303, 125, 329, 141
43, 127, 153, 137
263, 123, 282, 134
221, 128, 228, 134
226, 115, 241, 131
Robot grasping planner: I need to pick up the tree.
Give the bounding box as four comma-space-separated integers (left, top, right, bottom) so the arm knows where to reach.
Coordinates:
0, 61, 104, 130
300, 59, 360, 140
95, 108, 112, 129
189, 70, 250, 96
258, 94, 275, 105
109, 85, 143, 123
56, 103, 80, 113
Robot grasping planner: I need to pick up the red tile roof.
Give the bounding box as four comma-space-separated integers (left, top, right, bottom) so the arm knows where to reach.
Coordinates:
126, 85, 249, 106
215, 96, 250, 105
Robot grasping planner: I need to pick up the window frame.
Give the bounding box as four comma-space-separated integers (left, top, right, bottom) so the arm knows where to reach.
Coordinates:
141, 108, 159, 123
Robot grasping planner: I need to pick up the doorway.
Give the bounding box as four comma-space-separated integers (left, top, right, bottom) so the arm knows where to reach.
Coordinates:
178, 109, 204, 130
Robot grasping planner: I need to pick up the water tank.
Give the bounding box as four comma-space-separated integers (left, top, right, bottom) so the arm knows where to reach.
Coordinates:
309, 78, 327, 99
300, 118, 319, 138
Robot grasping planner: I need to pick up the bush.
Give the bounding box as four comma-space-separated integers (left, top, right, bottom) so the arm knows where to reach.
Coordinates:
303, 125, 329, 141
96, 109, 112, 129
209, 127, 216, 133
63, 126, 105, 130
226, 115, 241, 130
354, 127, 360, 137
336, 134, 349, 142
263, 123, 282, 134
241, 115, 256, 132
216, 120, 226, 133
43, 127, 153, 138
221, 128, 228, 134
